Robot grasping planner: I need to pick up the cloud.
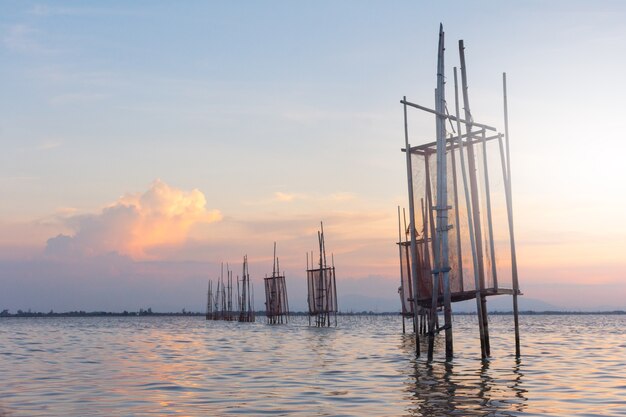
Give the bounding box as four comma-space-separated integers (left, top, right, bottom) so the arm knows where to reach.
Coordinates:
0, 175, 39, 182
45, 180, 221, 259
28, 4, 138, 17
249, 191, 358, 205
2, 25, 37, 52
36, 141, 62, 151
273, 191, 356, 203
49, 93, 110, 106
273, 191, 304, 202
2, 24, 57, 55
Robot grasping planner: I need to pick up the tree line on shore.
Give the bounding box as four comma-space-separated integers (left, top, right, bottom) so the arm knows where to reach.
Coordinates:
1, 308, 624, 317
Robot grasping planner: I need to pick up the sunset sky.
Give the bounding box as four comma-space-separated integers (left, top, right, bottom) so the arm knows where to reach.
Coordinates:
1, 1, 625, 312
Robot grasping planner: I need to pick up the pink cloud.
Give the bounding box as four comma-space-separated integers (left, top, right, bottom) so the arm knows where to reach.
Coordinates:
46, 180, 221, 259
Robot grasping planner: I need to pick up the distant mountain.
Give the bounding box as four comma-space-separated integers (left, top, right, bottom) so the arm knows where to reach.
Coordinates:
453, 296, 563, 313
338, 294, 400, 313
306, 294, 571, 314
286, 290, 619, 314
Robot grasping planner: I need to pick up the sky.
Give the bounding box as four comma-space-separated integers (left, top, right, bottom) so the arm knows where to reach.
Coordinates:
1, 1, 625, 312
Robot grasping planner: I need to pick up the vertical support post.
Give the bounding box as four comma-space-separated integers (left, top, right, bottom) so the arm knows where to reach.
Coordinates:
450, 146, 464, 292
403, 96, 421, 357
332, 253, 337, 327
459, 39, 490, 357
433, 24, 454, 361
403, 208, 416, 333
454, 67, 487, 359
503, 72, 521, 357
480, 130, 499, 291
398, 206, 406, 334
318, 230, 324, 327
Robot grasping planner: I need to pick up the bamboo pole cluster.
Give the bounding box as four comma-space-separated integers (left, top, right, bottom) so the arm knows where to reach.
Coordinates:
264, 242, 290, 325
206, 257, 255, 323
398, 24, 520, 359
306, 222, 338, 327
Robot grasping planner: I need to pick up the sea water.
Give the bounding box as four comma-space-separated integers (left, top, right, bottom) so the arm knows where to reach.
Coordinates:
0, 314, 624, 416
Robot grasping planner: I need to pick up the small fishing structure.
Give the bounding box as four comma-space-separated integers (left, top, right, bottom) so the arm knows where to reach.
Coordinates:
264, 243, 289, 324
399, 25, 521, 359
306, 223, 338, 327
237, 255, 255, 322
397, 206, 429, 335
222, 264, 234, 321
205, 263, 236, 321
205, 280, 213, 320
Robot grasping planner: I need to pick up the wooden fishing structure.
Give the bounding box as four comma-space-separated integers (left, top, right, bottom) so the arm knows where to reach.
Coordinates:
397, 206, 430, 335
205, 263, 236, 321
306, 223, 338, 327
264, 243, 289, 324
205, 280, 213, 320
399, 24, 521, 359
237, 255, 255, 322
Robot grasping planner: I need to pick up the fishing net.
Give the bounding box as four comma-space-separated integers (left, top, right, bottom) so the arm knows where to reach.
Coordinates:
307, 268, 338, 314
406, 133, 514, 305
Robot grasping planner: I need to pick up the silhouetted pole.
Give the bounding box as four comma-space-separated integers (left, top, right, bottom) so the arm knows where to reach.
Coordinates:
403, 208, 416, 333
454, 67, 487, 359
459, 39, 490, 356
398, 206, 406, 334
433, 24, 454, 360
332, 253, 337, 327
503, 72, 521, 357
450, 141, 464, 294
480, 129, 499, 291
403, 96, 421, 357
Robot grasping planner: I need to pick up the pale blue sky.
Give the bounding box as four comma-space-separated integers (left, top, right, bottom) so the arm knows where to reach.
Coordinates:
1, 1, 626, 311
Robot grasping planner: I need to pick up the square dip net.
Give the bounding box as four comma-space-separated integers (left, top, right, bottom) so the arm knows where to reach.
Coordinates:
399, 132, 515, 308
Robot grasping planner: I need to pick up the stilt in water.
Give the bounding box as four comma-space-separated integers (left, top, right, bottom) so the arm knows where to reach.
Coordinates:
264, 243, 289, 324
398, 25, 521, 359
238, 255, 255, 322
306, 222, 338, 327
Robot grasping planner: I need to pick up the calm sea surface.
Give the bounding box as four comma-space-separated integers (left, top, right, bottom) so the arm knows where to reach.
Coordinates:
0, 314, 624, 416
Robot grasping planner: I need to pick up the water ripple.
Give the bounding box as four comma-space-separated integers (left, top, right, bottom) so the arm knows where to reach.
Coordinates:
0, 315, 625, 416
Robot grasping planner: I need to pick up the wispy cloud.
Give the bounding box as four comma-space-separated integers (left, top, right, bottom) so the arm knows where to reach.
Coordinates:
273, 191, 305, 202
248, 191, 358, 205
35, 141, 62, 151
14, 140, 63, 153
28, 4, 139, 17
2, 24, 57, 55
280, 108, 385, 124
327, 192, 356, 202
0, 175, 39, 182
49, 93, 110, 106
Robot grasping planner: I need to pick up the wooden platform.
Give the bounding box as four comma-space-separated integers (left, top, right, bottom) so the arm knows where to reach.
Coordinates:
415, 288, 522, 308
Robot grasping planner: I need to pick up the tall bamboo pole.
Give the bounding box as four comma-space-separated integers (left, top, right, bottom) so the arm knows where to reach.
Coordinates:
424, 153, 438, 348
503, 73, 521, 357
403, 96, 421, 356
433, 24, 454, 360
403, 208, 416, 333
318, 230, 324, 327
480, 130, 499, 291
206, 280, 211, 320
332, 253, 337, 327
398, 206, 406, 334
459, 39, 490, 356
450, 145, 464, 293
454, 67, 487, 359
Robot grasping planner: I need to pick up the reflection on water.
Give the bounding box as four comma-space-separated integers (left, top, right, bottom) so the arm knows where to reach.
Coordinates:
400, 331, 527, 416
0, 315, 625, 416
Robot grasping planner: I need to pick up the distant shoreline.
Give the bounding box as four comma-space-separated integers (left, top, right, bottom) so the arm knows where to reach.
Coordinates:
1, 310, 624, 318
